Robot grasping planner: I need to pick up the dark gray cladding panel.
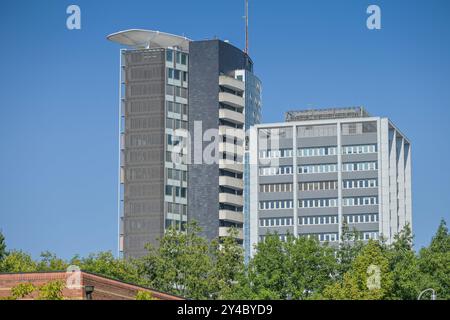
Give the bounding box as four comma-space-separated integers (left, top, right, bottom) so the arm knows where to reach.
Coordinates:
188, 40, 251, 241
188, 40, 220, 240
123, 49, 166, 258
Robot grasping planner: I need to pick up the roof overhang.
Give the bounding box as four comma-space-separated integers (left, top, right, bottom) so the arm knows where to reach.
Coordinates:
107, 29, 190, 51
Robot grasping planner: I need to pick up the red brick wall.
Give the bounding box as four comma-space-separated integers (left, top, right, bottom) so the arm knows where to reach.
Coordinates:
0, 272, 83, 300
0, 272, 183, 300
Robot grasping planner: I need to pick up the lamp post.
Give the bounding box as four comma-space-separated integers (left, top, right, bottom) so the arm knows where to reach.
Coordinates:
418, 288, 436, 300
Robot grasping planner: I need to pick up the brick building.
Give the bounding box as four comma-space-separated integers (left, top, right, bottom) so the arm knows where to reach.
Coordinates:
0, 271, 183, 300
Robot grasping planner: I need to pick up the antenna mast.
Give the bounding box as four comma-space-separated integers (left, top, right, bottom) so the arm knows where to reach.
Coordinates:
245, 0, 249, 54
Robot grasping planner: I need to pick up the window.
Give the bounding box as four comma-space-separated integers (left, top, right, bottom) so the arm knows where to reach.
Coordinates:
166, 50, 173, 62
174, 69, 180, 80
165, 185, 172, 196
181, 53, 187, 65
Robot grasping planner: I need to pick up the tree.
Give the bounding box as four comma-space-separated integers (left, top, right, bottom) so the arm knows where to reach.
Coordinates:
135, 291, 155, 300
336, 223, 364, 279
0, 231, 6, 262
385, 224, 426, 300
138, 222, 213, 299
0, 250, 38, 273
70, 251, 142, 286
240, 234, 337, 300
209, 228, 245, 299
418, 219, 450, 299
11, 283, 36, 300
321, 240, 393, 300
243, 234, 289, 299
38, 280, 65, 300
37, 251, 69, 271
284, 236, 337, 300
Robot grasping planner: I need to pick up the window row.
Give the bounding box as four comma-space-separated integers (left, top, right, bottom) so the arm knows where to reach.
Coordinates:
166, 101, 188, 116
259, 217, 294, 227
166, 134, 185, 146
166, 151, 187, 164
342, 161, 377, 172
343, 196, 378, 206
165, 185, 187, 198
259, 200, 294, 210
259, 234, 289, 242
259, 166, 293, 176
303, 233, 338, 242
298, 146, 337, 157
165, 219, 187, 231
167, 168, 187, 182
343, 144, 377, 155
343, 179, 377, 189
259, 149, 294, 159
299, 215, 338, 225
260, 197, 378, 210
344, 213, 379, 224
166, 50, 188, 65
260, 179, 375, 192
362, 231, 379, 240
299, 164, 337, 174
167, 68, 188, 82
299, 180, 337, 191
166, 85, 188, 99
166, 202, 187, 216
166, 118, 188, 130
299, 198, 338, 208
258, 144, 377, 159
259, 183, 293, 193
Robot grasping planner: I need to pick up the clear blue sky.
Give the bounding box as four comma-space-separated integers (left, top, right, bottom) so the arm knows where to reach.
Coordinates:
0, 0, 449, 259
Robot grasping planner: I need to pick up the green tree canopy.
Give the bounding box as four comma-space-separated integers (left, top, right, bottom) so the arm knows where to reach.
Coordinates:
321, 240, 393, 300
0, 231, 6, 262
418, 219, 450, 299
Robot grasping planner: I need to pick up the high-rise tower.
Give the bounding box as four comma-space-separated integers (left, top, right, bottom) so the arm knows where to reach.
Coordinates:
107, 30, 261, 259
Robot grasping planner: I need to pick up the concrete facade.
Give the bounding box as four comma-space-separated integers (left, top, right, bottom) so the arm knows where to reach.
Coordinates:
249, 108, 412, 257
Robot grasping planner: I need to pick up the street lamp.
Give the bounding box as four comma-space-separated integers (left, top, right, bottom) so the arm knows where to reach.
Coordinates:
418, 288, 436, 300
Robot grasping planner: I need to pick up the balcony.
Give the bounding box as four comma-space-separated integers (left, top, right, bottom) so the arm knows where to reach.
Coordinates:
219, 142, 244, 156
219, 159, 243, 173
219, 108, 244, 125
219, 193, 244, 207
219, 226, 243, 239
219, 126, 244, 141
219, 75, 245, 92
219, 176, 243, 190
219, 210, 244, 224
219, 92, 244, 109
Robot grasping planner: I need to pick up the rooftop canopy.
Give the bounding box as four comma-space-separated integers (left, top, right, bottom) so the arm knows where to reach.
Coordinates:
106, 29, 190, 51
